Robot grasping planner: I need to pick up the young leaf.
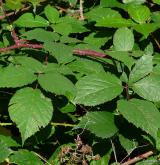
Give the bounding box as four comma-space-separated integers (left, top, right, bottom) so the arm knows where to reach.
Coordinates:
0, 141, 12, 163
132, 74, 160, 102
9, 87, 53, 143
127, 5, 151, 24
118, 99, 160, 138
10, 150, 43, 165
0, 64, 37, 88
14, 13, 49, 27
44, 5, 59, 23
129, 55, 153, 83
113, 27, 134, 51
76, 111, 118, 138
38, 72, 76, 100
74, 73, 123, 106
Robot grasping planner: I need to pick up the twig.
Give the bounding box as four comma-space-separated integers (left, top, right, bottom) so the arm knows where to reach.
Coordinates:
121, 151, 154, 165
0, 43, 43, 52
34, 152, 52, 165
152, 34, 160, 49
73, 49, 109, 58
120, 144, 149, 164
79, 0, 84, 20
110, 139, 118, 164
50, 122, 77, 127
0, 123, 13, 126
0, 5, 31, 20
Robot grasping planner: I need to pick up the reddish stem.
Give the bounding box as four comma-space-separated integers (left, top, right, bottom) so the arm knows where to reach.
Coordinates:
0, 30, 110, 59
121, 151, 153, 165
124, 84, 130, 100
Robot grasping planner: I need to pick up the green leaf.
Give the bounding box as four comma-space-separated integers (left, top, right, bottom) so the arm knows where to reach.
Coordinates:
14, 13, 49, 27
118, 99, 160, 138
14, 56, 44, 74
0, 135, 20, 147
132, 74, 160, 102
76, 111, 118, 138
61, 103, 76, 113
67, 57, 106, 75
10, 150, 43, 165
151, 12, 160, 23
38, 72, 76, 100
0, 64, 37, 88
44, 42, 75, 64
44, 5, 59, 23
5, 0, 23, 10
9, 87, 53, 143
22, 28, 59, 42
144, 43, 154, 56
74, 73, 123, 106
96, 17, 135, 28
86, 7, 122, 22
42, 63, 74, 75
105, 51, 135, 69
127, 5, 151, 24
129, 55, 153, 83
133, 23, 159, 38
60, 36, 81, 44
119, 134, 138, 153
100, 0, 124, 8
113, 27, 134, 51
153, 0, 160, 5
84, 32, 110, 48
52, 16, 88, 34
0, 141, 12, 163
53, 22, 72, 35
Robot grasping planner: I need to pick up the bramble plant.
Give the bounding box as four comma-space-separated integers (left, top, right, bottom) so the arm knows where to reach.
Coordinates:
0, 0, 160, 164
